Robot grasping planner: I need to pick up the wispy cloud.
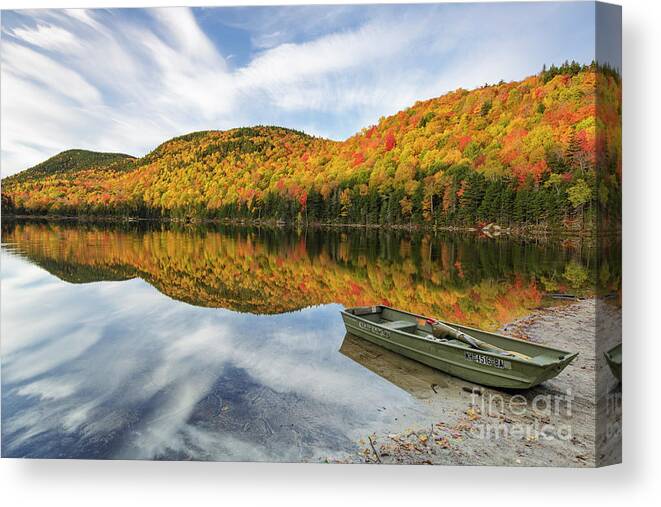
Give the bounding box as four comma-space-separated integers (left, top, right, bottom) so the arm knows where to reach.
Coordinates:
2, 42, 102, 104
1, 251, 419, 460
0, 3, 595, 177
8, 23, 82, 52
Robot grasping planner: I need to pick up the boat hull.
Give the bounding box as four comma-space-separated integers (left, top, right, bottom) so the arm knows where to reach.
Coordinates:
341, 307, 577, 390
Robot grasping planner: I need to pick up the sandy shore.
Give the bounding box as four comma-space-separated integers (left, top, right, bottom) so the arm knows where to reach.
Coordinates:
331, 298, 621, 467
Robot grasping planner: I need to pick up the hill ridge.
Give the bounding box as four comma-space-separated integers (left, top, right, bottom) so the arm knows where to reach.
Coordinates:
1, 64, 621, 231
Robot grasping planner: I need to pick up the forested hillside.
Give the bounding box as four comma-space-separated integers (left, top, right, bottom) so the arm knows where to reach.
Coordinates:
1, 63, 621, 231
7, 149, 135, 183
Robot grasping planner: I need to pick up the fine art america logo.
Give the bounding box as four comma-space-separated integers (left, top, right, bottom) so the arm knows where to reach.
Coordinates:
471, 389, 574, 441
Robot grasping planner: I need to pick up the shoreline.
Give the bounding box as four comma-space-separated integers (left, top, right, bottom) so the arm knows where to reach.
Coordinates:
1, 214, 620, 239
328, 298, 620, 467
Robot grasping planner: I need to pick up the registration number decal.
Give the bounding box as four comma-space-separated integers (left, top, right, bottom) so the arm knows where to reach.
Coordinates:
464, 351, 511, 370
357, 320, 391, 339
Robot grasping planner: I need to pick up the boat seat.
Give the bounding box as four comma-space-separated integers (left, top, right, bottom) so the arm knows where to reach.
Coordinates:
382, 320, 418, 333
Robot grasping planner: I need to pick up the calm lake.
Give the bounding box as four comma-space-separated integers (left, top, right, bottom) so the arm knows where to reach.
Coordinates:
1, 220, 616, 461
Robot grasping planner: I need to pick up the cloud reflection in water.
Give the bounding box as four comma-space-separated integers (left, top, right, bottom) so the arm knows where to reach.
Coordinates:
1, 251, 424, 461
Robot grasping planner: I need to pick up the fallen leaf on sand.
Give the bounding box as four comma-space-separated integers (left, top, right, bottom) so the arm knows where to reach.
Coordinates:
435, 437, 451, 449
465, 408, 480, 421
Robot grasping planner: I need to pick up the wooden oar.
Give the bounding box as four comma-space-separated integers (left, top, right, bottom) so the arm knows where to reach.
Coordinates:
425, 318, 531, 361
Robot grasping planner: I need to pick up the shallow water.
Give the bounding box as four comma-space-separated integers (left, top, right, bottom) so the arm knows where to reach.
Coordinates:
0, 220, 615, 461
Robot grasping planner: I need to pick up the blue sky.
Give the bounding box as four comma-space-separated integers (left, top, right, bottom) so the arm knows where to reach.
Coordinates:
1, 2, 599, 176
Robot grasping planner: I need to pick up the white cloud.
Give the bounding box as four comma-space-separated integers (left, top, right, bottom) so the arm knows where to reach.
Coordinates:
150, 7, 221, 65
16, 377, 81, 400
2, 42, 102, 105
62, 9, 102, 30
9, 23, 82, 53
238, 19, 417, 89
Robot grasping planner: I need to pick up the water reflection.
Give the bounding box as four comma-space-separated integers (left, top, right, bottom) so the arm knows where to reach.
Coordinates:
340, 334, 455, 399
1, 220, 619, 460
2, 253, 425, 460
1, 221, 617, 329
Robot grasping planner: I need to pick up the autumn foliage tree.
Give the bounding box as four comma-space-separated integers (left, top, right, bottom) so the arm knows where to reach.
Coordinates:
2, 63, 621, 231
